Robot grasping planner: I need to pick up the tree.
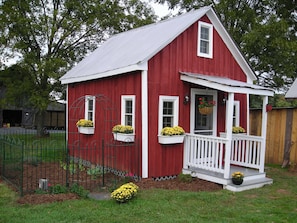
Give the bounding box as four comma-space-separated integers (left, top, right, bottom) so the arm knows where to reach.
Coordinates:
155, 0, 297, 92
0, 0, 156, 136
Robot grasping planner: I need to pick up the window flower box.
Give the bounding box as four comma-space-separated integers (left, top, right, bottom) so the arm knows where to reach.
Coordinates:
112, 125, 134, 142
78, 126, 95, 134
113, 133, 135, 142
76, 119, 94, 135
158, 126, 185, 145
158, 135, 185, 144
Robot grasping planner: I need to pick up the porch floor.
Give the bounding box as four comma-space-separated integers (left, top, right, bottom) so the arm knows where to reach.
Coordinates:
183, 166, 273, 192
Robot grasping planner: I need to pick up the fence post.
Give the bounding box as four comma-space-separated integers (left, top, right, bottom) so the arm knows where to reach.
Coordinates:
20, 141, 24, 196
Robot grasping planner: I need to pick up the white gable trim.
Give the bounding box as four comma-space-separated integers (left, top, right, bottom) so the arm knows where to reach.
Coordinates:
61, 63, 148, 84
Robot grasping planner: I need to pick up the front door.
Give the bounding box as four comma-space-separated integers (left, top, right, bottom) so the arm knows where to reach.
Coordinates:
190, 89, 217, 136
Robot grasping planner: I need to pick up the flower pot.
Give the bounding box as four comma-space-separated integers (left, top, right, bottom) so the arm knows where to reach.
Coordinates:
199, 107, 213, 115
113, 133, 135, 142
78, 126, 95, 134
158, 135, 185, 144
232, 178, 243, 185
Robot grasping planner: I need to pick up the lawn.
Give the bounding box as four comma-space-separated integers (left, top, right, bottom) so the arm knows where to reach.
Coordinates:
0, 165, 296, 223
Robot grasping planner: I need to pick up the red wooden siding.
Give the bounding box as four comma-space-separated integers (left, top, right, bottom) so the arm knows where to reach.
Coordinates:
146, 16, 248, 178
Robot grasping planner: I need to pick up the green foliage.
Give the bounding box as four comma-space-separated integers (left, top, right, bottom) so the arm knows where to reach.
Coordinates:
86, 166, 104, 179
70, 183, 89, 198
0, 0, 156, 135
177, 173, 193, 183
49, 184, 68, 194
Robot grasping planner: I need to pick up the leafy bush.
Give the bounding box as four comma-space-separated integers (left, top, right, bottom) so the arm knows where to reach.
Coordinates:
70, 183, 89, 198
178, 173, 193, 183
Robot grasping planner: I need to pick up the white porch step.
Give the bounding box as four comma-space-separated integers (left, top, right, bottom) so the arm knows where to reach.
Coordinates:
225, 177, 273, 192
183, 166, 273, 192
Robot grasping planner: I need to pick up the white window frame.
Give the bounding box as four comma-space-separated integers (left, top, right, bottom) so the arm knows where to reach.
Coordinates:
158, 96, 179, 134
84, 95, 95, 126
121, 95, 135, 130
233, 101, 240, 126
197, 21, 213, 59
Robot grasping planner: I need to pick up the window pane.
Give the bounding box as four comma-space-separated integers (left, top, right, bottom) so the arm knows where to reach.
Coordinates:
163, 101, 173, 115
125, 115, 132, 126
163, 117, 173, 128
125, 100, 132, 113
88, 112, 93, 121
88, 99, 93, 110
200, 41, 209, 54
200, 27, 209, 40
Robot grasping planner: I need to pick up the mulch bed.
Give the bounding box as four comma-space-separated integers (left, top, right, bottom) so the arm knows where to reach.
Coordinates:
1, 161, 222, 205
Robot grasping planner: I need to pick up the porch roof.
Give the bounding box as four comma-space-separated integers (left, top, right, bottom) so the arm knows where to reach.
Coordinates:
180, 72, 274, 96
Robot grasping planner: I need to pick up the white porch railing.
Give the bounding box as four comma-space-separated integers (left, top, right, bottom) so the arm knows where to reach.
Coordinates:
183, 133, 266, 178
183, 134, 228, 174
230, 134, 265, 172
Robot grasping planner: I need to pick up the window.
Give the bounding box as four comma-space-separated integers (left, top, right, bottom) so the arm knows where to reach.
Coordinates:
121, 95, 135, 129
85, 95, 95, 124
233, 101, 240, 126
197, 21, 213, 58
158, 96, 179, 133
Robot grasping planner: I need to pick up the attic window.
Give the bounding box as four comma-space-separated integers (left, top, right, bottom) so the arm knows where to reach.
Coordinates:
197, 21, 213, 58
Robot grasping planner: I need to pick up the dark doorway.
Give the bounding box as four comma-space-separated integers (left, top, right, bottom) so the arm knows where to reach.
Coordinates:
3, 110, 22, 127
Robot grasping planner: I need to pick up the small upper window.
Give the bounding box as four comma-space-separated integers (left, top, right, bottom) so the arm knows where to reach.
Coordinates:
158, 96, 179, 133
121, 95, 135, 129
198, 21, 213, 58
85, 95, 95, 124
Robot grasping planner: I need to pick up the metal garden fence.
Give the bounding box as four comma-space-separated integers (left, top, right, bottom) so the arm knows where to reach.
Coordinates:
0, 127, 140, 196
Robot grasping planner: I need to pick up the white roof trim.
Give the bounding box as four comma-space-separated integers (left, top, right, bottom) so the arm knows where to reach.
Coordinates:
61, 63, 147, 84
180, 72, 274, 96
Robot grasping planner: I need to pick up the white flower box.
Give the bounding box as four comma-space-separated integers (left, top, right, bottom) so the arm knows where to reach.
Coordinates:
113, 133, 135, 142
158, 135, 185, 144
78, 126, 95, 135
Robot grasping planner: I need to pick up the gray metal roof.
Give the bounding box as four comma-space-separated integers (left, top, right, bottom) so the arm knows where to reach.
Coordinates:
60, 6, 256, 85
180, 72, 274, 96
285, 79, 297, 99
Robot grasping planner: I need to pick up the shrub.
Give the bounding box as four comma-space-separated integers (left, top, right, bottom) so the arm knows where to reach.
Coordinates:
178, 173, 193, 183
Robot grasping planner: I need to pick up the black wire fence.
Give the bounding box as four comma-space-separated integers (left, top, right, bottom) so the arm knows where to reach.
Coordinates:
0, 128, 140, 196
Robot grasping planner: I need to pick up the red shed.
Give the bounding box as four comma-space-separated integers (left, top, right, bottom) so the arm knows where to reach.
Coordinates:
61, 6, 274, 191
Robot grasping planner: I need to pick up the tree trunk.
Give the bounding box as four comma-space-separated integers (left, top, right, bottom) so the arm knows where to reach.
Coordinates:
35, 109, 48, 137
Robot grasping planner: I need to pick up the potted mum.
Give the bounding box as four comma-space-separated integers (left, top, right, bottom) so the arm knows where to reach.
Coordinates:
76, 119, 94, 134
158, 126, 185, 144
198, 97, 215, 115
112, 124, 135, 142
231, 171, 244, 185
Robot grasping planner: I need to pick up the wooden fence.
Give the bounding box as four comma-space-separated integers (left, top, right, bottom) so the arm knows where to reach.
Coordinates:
250, 107, 297, 166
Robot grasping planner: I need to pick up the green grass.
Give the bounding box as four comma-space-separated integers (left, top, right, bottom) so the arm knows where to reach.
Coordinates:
1, 165, 297, 223
1, 133, 67, 164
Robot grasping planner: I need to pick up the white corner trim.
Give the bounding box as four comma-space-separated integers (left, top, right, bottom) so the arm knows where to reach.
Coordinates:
141, 70, 148, 178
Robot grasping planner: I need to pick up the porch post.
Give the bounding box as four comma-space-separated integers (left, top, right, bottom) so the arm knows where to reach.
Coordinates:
224, 92, 234, 179
260, 96, 268, 173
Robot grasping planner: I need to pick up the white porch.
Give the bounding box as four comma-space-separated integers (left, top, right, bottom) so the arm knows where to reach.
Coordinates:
182, 133, 273, 192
